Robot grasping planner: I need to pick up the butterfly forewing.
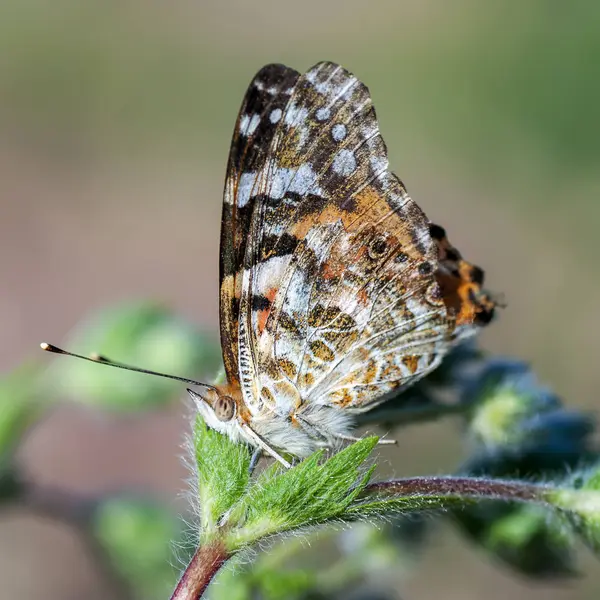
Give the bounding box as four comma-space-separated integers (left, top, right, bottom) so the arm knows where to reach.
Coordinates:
219, 61, 496, 450
220, 64, 300, 386
229, 62, 444, 414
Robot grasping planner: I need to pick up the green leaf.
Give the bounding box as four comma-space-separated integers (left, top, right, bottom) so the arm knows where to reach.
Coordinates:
43, 301, 222, 411
224, 437, 377, 550
179, 419, 600, 599
194, 415, 251, 534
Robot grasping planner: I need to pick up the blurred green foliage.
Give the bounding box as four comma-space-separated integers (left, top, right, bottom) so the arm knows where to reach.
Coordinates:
43, 301, 222, 411
92, 497, 183, 599
454, 356, 597, 577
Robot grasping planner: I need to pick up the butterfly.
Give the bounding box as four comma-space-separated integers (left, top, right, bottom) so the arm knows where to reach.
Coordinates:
42, 62, 496, 468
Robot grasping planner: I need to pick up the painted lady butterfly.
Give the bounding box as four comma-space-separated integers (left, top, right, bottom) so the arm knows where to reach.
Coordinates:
43, 62, 496, 467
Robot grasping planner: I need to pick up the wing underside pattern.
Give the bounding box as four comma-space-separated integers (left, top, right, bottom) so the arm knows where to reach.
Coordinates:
220, 61, 495, 424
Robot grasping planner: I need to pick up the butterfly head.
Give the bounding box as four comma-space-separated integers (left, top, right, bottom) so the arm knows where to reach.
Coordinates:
189, 385, 236, 420
187, 385, 249, 441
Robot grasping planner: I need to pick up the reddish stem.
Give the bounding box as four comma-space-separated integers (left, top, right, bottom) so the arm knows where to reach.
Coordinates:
170, 540, 230, 600
364, 476, 549, 503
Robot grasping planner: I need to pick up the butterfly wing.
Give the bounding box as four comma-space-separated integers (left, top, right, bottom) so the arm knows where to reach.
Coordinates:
234, 62, 495, 420
220, 64, 300, 385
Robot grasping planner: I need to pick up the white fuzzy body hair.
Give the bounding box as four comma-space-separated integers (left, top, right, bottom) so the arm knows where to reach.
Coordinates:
194, 396, 246, 444
192, 386, 355, 458
250, 403, 355, 457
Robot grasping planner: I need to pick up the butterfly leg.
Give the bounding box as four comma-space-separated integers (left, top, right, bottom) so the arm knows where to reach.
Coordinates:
248, 447, 263, 475
240, 423, 292, 468
294, 414, 334, 449
333, 432, 397, 446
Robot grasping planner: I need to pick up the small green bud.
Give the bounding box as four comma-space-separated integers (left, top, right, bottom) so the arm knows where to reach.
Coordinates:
548, 462, 600, 553
464, 359, 559, 447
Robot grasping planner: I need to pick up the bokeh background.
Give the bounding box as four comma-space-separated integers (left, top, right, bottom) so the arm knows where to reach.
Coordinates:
2, 0, 599, 598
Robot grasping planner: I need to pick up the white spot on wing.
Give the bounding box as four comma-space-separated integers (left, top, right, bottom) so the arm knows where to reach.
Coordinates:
270, 108, 282, 123
370, 154, 388, 174
237, 171, 257, 207
332, 123, 347, 141
316, 107, 330, 121
332, 149, 357, 176
269, 164, 324, 199
247, 114, 260, 135
240, 113, 260, 137
255, 255, 289, 297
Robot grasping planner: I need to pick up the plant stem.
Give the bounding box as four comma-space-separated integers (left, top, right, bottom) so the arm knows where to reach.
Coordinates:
364, 476, 549, 504
170, 540, 230, 600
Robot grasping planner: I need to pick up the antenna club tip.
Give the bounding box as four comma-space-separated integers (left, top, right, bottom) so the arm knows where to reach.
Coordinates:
40, 342, 51, 351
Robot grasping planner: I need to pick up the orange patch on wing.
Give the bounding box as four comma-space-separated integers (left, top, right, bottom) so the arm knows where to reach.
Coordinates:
431, 223, 497, 326
289, 206, 346, 239
363, 359, 379, 383
351, 185, 386, 223
322, 259, 344, 280
257, 287, 279, 336
357, 287, 370, 306
455, 283, 477, 326
436, 260, 495, 326
288, 182, 406, 241
402, 355, 420, 374
310, 339, 335, 362
256, 309, 269, 336
334, 389, 354, 407
350, 185, 410, 233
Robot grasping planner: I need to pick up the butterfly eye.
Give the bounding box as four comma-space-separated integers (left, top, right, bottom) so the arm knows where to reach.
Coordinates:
368, 236, 388, 260
214, 395, 236, 422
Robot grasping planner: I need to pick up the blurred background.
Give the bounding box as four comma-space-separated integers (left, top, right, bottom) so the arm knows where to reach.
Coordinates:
1, 0, 599, 598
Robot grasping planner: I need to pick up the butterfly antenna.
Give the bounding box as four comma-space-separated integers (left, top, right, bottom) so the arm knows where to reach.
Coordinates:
40, 342, 216, 390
